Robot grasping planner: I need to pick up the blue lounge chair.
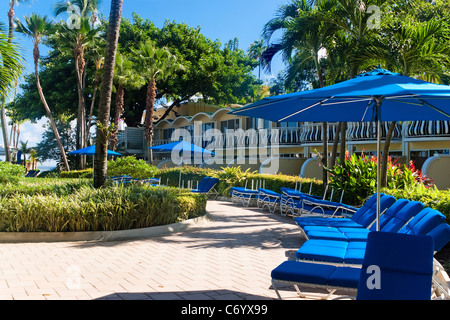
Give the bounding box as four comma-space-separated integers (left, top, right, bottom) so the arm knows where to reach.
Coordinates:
230, 187, 259, 207
356, 232, 435, 300
280, 187, 324, 216
428, 223, 450, 299
25, 169, 40, 177
191, 177, 219, 198
271, 232, 435, 300
257, 188, 282, 213
295, 207, 447, 265
294, 193, 396, 230
140, 177, 161, 186
302, 200, 424, 242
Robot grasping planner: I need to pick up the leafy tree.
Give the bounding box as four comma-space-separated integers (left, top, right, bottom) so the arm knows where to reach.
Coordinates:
34, 115, 75, 164
8, 52, 80, 122
118, 17, 258, 125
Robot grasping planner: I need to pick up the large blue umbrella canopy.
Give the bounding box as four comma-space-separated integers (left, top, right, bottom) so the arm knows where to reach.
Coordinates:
230, 67, 450, 230
230, 68, 450, 122
68, 145, 122, 156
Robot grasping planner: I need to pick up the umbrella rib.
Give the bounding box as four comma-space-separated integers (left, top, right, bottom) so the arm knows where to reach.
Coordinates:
320, 97, 373, 106
417, 98, 450, 119
277, 98, 332, 122
231, 97, 300, 114
361, 98, 374, 122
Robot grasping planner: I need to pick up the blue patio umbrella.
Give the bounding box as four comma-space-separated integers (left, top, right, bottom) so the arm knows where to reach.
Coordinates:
230, 67, 450, 230
68, 145, 122, 156
150, 140, 215, 187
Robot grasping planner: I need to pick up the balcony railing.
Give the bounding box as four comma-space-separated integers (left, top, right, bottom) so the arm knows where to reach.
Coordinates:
118, 120, 450, 154
347, 122, 402, 141
403, 121, 450, 139
300, 122, 338, 144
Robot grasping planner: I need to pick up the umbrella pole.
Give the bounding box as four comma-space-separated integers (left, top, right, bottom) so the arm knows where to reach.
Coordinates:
376, 106, 382, 232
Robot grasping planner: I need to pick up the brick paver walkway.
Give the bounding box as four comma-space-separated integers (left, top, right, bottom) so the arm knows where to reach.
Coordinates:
0, 200, 310, 300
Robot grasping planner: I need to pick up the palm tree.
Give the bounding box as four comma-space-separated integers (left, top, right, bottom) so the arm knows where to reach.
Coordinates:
248, 39, 266, 81
359, 18, 450, 186
0, 30, 22, 162
54, 0, 102, 27
15, 14, 70, 171
53, 6, 101, 169
109, 52, 143, 151
262, 0, 334, 186
94, 0, 123, 188
86, 36, 105, 146
131, 41, 184, 163
1, 0, 29, 163
18, 140, 30, 165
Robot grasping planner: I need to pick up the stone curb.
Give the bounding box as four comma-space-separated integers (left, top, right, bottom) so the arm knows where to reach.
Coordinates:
0, 213, 213, 243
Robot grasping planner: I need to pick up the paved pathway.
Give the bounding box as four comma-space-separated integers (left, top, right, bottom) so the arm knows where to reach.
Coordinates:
0, 200, 311, 300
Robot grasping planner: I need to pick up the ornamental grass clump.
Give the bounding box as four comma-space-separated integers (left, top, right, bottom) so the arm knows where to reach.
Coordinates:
0, 181, 207, 232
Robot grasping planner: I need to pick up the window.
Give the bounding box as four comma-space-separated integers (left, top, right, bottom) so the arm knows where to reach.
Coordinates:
220, 119, 240, 133
202, 122, 215, 132
163, 128, 175, 140
246, 118, 258, 129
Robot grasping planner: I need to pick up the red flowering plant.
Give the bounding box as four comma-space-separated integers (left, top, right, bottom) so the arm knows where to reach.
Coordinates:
321, 149, 434, 205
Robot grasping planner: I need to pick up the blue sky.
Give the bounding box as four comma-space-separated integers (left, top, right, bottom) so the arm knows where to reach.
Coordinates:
1, 0, 287, 167
7, 0, 286, 77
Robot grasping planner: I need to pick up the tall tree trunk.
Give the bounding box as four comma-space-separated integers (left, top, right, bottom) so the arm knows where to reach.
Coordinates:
109, 83, 124, 151
0, 99, 11, 162
317, 65, 328, 188
330, 122, 341, 168
339, 122, 347, 164
1, 1, 16, 163
33, 44, 70, 172
87, 70, 100, 146
144, 77, 156, 164
94, 0, 123, 188
322, 122, 328, 185
75, 53, 86, 169
381, 121, 396, 187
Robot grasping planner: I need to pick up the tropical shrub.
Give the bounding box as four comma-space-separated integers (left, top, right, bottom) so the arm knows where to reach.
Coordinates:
383, 184, 450, 223
107, 156, 159, 179
0, 161, 26, 183
325, 152, 433, 205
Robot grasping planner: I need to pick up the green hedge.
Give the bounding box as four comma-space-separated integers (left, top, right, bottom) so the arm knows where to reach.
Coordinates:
60, 169, 93, 179
0, 162, 26, 183
383, 184, 450, 224
0, 179, 206, 232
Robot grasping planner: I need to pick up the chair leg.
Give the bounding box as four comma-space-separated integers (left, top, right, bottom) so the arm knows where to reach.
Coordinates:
272, 279, 283, 300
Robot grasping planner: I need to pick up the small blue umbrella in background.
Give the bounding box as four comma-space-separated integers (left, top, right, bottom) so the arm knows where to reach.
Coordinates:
150, 140, 215, 187
68, 146, 122, 173
68, 145, 122, 156
230, 67, 450, 230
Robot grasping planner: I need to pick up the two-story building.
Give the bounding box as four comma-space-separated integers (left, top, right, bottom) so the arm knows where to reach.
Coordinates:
117, 102, 450, 189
